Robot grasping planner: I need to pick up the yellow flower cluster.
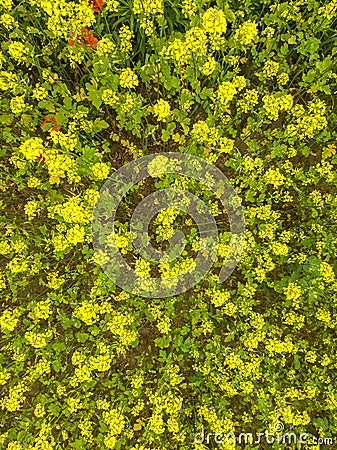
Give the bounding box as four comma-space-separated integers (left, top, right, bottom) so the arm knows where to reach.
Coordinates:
32, 84, 48, 100
185, 27, 207, 56
45, 149, 80, 184
135, 258, 151, 277
154, 207, 179, 240
160, 258, 196, 281
139, 17, 155, 35
10, 96, 25, 114
0, 12, 17, 29
133, 0, 163, 16
25, 330, 52, 348
263, 93, 293, 121
286, 99, 327, 139
119, 25, 133, 53
105, 0, 119, 12
162, 38, 188, 64
318, 0, 337, 20
147, 154, 170, 176
119, 67, 139, 88
7, 257, 28, 274
73, 300, 100, 325
32, 299, 52, 320
0, 369, 10, 385
90, 161, 110, 180
0, 382, 26, 412
31, 0, 95, 38
103, 408, 125, 437
89, 353, 113, 372
262, 60, 279, 78
1, 0, 13, 10
19, 137, 44, 162
264, 167, 285, 187
53, 197, 91, 223
157, 315, 171, 334
153, 99, 171, 121
0, 308, 20, 332
66, 224, 86, 245
207, 288, 230, 307
8, 41, 28, 62
181, 0, 197, 17
162, 27, 208, 62
217, 81, 237, 104
47, 271, 65, 289
102, 88, 119, 106
200, 56, 217, 76
234, 20, 258, 45
201, 7, 227, 34
320, 262, 335, 283
238, 88, 259, 112
108, 311, 138, 346
192, 121, 216, 144
96, 36, 115, 56
265, 337, 294, 355
0, 70, 17, 90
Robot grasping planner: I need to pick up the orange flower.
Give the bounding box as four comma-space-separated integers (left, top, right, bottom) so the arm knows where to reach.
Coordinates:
68, 28, 98, 48
89, 0, 104, 12
37, 153, 45, 163
41, 115, 61, 132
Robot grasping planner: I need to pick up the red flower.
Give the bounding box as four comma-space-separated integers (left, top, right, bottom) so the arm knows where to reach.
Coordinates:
68, 28, 98, 48
89, 0, 104, 12
37, 153, 45, 163
41, 115, 61, 132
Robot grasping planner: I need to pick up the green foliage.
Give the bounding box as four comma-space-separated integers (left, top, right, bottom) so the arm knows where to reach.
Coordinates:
1, 0, 337, 449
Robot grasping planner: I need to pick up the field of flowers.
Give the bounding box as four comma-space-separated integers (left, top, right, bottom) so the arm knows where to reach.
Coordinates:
1, 0, 337, 449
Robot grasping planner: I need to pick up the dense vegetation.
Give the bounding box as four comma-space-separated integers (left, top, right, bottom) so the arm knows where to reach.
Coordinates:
1, 0, 337, 448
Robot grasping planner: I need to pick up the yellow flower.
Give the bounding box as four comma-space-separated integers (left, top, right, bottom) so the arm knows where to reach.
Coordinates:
95, 36, 115, 56
73, 300, 100, 325
119, 68, 138, 88
24, 200, 39, 218
320, 261, 335, 283
1, 0, 13, 10
153, 99, 171, 121
0, 308, 20, 332
34, 403, 46, 417
135, 258, 151, 277
263, 60, 279, 78
181, 0, 197, 17
234, 20, 258, 46
0, 70, 17, 90
25, 330, 52, 348
66, 224, 85, 245
0, 13, 17, 29
264, 167, 285, 187
20, 137, 44, 161
32, 299, 52, 320
0, 369, 10, 385
200, 56, 217, 76
201, 7, 227, 34
147, 155, 169, 176
105, 0, 119, 12
10, 96, 25, 114
218, 81, 237, 104
8, 41, 28, 61
91, 162, 110, 180
103, 408, 125, 435
119, 25, 133, 52
133, 0, 163, 15
157, 316, 171, 334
